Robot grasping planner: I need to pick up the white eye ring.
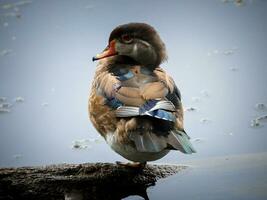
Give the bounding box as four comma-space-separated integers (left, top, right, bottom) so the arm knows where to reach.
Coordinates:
121, 34, 133, 43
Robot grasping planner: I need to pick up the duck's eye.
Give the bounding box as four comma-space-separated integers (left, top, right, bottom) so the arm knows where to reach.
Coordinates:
121, 34, 133, 43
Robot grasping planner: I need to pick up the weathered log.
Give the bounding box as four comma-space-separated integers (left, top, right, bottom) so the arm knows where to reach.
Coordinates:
0, 162, 187, 200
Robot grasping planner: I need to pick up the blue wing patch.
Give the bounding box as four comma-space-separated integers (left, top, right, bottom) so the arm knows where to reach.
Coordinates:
139, 100, 176, 122
112, 68, 135, 81
139, 99, 158, 114
105, 97, 123, 109
147, 109, 176, 122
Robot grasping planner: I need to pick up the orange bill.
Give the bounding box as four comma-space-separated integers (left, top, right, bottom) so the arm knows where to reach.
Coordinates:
92, 40, 117, 61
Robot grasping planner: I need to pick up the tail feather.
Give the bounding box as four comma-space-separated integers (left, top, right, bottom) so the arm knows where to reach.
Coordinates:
129, 130, 196, 154
168, 130, 196, 154
166, 131, 185, 151
130, 132, 167, 152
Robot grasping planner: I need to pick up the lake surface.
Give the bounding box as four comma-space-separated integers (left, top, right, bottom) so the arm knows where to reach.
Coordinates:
148, 152, 267, 200
0, 0, 267, 199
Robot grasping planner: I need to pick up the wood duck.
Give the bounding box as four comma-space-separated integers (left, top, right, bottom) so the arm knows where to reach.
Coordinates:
89, 23, 196, 167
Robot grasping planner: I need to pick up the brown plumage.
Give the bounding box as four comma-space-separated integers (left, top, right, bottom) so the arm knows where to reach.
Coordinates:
89, 23, 196, 166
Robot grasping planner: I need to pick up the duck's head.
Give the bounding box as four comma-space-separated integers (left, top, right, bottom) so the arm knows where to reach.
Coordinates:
92, 23, 167, 67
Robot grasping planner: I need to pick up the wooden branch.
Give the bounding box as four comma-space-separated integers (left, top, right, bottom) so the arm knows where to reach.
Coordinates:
0, 163, 187, 200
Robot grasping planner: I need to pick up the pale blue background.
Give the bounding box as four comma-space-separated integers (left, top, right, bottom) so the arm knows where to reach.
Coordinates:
0, 0, 267, 199
0, 0, 266, 166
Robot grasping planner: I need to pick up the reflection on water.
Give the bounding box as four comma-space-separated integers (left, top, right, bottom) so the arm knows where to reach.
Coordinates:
65, 190, 83, 200
64, 184, 150, 200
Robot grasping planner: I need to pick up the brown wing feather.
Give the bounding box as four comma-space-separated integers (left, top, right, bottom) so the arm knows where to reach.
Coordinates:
115, 92, 145, 106
154, 67, 184, 131
153, 67, 175, 93
115, 86, 145, 106
140, 81, 168, 100
88, 88, 117, 138
89, 62, 119, 138
117, 87, 140, 98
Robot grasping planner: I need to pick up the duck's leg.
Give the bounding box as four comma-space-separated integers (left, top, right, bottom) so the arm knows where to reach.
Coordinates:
116, 161, 146, 169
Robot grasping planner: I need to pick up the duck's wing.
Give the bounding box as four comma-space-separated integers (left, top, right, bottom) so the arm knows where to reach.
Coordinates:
94, 66, 184, 130
92, 66, 196, 154
153, 68, 196, 153
153, 67, 185, 131
113, 67, 196, 154
114, 67, 184, 127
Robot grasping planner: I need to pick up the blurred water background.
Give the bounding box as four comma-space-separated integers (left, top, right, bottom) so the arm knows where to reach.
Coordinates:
0, 0, 267, 199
